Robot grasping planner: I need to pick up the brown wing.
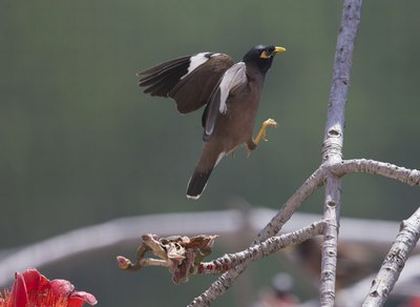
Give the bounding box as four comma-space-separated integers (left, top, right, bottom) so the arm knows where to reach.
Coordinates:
138, 56, 190, 96
138, 53, 234, 114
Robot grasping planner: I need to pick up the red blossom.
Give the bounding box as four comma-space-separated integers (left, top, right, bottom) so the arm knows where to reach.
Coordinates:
0, 268, 97, 307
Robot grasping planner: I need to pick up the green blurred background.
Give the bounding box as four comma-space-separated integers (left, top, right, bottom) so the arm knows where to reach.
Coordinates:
1, 0, 420, 306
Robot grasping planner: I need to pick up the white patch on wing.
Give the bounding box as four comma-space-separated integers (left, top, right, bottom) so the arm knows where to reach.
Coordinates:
215, 152, 225, 167
181, 52, 210, 79
218, 62, 247, 114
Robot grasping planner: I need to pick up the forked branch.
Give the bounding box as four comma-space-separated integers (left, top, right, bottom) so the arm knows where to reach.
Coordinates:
188, 166, 327, 306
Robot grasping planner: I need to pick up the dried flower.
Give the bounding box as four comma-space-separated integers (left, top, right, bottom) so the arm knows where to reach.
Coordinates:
118, 234, 218, 283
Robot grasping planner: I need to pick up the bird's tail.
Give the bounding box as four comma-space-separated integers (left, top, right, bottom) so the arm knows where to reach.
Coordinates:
186, 152, 224, 200
186, 170, 213, 200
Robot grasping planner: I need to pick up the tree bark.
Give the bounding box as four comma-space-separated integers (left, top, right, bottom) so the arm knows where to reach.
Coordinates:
320, 0, 363, 305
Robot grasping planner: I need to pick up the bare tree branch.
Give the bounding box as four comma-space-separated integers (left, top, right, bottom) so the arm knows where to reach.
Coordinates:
337, 254, 420, 307
188, 256, 245, 307
197, 220, 325, 275
319, 0, 363, 305
334, 159, 420, 186
187, 221, 324, 306
188, 167, 327, 306
362, 207, 420, 306
320, 175, 341, 306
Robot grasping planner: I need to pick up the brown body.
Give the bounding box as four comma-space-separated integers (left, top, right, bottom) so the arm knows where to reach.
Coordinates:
196, 66, 264, 174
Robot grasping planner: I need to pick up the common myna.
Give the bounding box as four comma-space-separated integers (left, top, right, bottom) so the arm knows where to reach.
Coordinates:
138, 45, 286, 199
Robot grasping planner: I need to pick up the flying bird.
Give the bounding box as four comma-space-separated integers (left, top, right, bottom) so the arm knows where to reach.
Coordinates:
138, 45, 286, 199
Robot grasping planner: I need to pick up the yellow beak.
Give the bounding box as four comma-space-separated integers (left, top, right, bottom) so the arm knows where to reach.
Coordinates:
274, 46, 287, 54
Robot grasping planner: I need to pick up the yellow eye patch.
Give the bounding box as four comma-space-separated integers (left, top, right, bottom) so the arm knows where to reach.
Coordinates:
259, 50, 271, 59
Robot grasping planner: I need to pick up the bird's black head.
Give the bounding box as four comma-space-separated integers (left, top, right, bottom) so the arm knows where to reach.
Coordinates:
242, 45, 286, 74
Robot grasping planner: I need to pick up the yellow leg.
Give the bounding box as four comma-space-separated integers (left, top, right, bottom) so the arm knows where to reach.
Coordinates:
246, 118, 278, 157
253, 118, 278, 145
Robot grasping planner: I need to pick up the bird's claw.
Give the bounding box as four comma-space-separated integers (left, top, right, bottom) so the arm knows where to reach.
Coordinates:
254, 118, 278, 145
263, 118, 278, 129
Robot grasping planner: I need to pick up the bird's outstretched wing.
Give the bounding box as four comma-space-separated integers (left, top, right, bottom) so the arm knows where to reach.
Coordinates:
138, 52, 234, 114
202, 62, 247, 140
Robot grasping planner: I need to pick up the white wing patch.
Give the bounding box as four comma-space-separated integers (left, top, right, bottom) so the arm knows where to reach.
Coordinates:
181, 52, 210, 79
203, 62, 247, 138
218, 62, 247, 114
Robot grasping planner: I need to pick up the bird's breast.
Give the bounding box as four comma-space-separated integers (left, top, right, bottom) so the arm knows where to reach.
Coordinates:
211, 80, 262, 151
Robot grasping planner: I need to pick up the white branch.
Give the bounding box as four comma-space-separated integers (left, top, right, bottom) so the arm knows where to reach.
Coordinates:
362, 207, 420, 306
198, 220, 325, 275
337, 254, 420, 307
320, 0, 362, 305
334, 159, 420, 186
189, 222, 324, 307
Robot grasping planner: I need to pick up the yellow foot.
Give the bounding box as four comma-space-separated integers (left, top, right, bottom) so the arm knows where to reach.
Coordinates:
254, 118, 278, 145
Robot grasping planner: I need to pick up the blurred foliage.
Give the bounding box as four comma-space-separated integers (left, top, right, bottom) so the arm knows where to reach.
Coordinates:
1, 0, 420, 306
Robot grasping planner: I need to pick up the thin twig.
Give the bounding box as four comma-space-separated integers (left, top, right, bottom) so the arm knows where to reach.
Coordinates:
334, 159, 420, 186
197, 220, 325, 275
320, 0, 363, 305
362, 207, 420, 306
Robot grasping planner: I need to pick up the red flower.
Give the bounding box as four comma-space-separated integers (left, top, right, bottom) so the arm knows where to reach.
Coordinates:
0, 268, 97, 307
